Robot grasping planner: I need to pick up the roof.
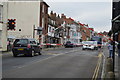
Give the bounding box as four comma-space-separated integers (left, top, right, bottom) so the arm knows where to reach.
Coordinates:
43, 1, 49, 7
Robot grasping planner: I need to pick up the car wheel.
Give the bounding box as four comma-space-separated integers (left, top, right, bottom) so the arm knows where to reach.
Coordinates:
38, 52, 42, 55
30, 50, 34, 57
82, 48, 85, 50
96, 48, 98, 50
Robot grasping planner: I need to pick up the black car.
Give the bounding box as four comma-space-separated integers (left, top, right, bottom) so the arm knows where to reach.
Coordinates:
12, 38, 42, 57
64, 41, 74, 48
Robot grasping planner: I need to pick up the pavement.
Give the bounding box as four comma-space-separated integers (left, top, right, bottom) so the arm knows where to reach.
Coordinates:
102, 46, 119, 79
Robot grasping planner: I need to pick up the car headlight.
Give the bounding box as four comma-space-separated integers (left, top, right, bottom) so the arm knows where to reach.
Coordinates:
83, 45, 86, 48
90, 46, 94, 48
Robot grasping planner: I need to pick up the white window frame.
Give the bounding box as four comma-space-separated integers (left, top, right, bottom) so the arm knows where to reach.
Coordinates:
42, 5, 44, 13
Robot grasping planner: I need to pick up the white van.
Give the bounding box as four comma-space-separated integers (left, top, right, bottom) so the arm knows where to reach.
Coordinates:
82, 41, 98, 50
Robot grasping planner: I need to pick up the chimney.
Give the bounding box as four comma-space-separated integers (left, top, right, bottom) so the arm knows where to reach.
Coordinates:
54, 13, 56, 17
61, 14, 66, 19
58, 14, 60, 18
50, 11, 53, 15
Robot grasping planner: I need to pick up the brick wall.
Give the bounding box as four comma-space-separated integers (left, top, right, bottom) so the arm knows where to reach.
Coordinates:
81, 26, 91, 41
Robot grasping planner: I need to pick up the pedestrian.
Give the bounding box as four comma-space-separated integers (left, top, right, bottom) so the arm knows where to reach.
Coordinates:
117, 41, 120, 57
108, 41, 113, 58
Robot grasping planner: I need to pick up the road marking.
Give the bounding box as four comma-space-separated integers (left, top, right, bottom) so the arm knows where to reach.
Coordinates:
13, 49, 81, 69
101, 52, 106, 78
47, 53, 58, 55
92, 53, 102, 80
12, 48, 97, 70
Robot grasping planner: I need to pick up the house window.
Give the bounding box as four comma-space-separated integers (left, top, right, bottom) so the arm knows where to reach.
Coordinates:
49, 27, 51, 32
42, 5, 44, 13
0, 5, 3, 22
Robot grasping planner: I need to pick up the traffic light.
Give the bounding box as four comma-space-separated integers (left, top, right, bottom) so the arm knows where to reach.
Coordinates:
7, 19, 16, 30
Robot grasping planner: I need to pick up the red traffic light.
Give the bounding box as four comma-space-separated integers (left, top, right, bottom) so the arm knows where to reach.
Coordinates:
7, 19, 16, 30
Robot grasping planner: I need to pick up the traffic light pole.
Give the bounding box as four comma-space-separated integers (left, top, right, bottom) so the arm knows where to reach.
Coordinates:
33, 25, 35, 39
112, 33, 115, 72
33, 25, 42, 43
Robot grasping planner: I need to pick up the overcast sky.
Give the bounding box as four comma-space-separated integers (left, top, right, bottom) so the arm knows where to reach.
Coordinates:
45, 0, 112, 32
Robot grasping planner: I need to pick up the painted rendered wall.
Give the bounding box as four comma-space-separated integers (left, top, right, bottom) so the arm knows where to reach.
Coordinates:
8, 2, 40, 41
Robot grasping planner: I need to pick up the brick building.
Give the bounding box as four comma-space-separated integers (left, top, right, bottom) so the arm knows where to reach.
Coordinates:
47, 11, 63, 45
79, 23, 91, 41
40, 1, 49, 44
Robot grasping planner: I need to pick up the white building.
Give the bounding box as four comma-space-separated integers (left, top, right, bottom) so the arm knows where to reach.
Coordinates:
8, 2, 40, 39
68, 24, 82, 45
0, 3, 3, 50
0, 0, 49, 51
0, 2, 8, 51
62, 21, 82, 45
7, 0, 49, 44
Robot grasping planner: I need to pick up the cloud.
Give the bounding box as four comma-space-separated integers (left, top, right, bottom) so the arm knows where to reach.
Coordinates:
47, 2, 112, 32
45, 0, 112, 2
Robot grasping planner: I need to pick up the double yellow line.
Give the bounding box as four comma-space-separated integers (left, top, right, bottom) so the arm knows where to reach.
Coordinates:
92, 53, 102, 80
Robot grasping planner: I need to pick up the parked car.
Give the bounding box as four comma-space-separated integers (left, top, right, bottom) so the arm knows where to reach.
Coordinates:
82, 41, 98, 50
64, 41, 75, 48
12, 38, 42, 57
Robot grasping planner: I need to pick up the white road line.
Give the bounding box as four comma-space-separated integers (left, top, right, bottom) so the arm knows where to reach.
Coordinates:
13, 49, 80, 69
101, 52, 106, 79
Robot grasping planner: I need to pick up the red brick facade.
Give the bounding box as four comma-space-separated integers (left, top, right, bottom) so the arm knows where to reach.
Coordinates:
40, 2, 49, 34
80, 25, 91, 41
39, 2, 49, 43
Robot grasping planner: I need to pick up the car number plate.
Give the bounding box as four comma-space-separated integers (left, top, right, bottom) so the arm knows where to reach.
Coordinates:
18, 48, 24, 50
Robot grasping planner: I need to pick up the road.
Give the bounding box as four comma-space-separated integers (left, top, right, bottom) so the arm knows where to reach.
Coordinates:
2, 47, 102, 79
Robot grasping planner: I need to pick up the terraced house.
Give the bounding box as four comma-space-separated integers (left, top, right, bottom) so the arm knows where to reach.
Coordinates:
47, 11, 95, 46
47, 11, 63, 46
62, 16, 82, 45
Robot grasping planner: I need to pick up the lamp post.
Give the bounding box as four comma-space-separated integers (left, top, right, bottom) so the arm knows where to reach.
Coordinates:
33, 25, 42, 43
112, 17, 120, 72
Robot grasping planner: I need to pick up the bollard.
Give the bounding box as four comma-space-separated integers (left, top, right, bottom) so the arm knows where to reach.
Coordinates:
106, 58, 113, 72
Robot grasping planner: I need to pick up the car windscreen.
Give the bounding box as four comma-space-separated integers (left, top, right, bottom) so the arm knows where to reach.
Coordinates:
66, 41, 71, 43
82, 41, 94, 45
14, 39, 28, 45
